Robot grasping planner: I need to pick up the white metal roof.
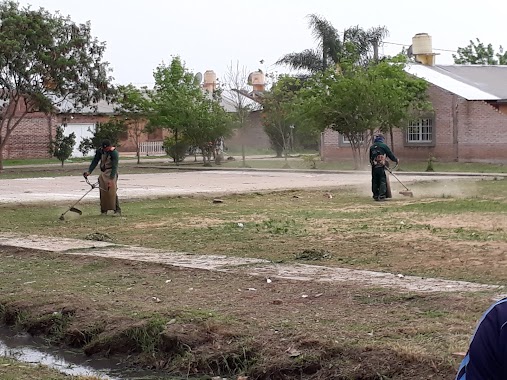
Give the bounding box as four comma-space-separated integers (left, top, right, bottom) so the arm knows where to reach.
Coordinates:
404, 64, 501, 101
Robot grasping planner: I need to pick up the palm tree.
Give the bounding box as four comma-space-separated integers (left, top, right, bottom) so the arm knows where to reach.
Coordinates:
276, 14, 388, 73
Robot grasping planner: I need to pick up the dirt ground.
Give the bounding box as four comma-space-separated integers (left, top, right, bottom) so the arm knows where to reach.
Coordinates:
0, 170, 488, 203
1, 172, 506, 379
0, 245, 486, 380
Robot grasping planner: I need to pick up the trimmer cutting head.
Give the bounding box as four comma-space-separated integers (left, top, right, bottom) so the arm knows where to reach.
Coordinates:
399, 191, 414, 197
59, 207, 83, 220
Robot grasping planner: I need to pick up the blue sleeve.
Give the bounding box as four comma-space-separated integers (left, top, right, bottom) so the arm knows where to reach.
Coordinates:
456, 299, 507, 380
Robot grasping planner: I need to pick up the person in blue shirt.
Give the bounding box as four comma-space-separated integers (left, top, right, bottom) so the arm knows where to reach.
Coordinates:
456, 297, 507, 379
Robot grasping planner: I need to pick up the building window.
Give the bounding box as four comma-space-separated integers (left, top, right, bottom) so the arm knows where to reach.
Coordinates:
340, 133, 365, 145
406, 118, 434, 144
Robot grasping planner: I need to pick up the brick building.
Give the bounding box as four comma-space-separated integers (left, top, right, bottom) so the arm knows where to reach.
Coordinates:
0, 98, 172, 160
321, 64, 507, 163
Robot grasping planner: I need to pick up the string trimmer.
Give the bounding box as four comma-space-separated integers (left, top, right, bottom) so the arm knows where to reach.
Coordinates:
385, 166, 414, 197
59, 175, 103, 220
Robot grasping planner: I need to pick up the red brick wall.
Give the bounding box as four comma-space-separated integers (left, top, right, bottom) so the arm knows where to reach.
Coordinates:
1, 112, 172, 158
320, 129, 353, 161
1, 113, 57, 159
321, 84, 507, 163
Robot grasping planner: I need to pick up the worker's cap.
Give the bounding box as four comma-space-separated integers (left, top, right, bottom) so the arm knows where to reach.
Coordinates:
101, 140, 112, 148
374, 134, 385, 143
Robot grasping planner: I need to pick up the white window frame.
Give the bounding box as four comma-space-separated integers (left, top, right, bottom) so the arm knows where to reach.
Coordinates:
406, 118, 434, 144
340, 133, 365, 145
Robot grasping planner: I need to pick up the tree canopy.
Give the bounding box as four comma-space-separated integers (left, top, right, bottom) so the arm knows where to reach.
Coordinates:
276, 14, 388, 73
261, 76, 301, 158
453, 38, 507, 65
116, 84, 150, 164
295, 58, 429, 167
0, 0, 114, 169
148, 57, 232, 164
49, 125, 75, 167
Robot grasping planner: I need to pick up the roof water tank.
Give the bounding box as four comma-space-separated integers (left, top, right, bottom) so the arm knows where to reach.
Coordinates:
248, 71, 265, 85
412, 33, 433, 55
203, 70, 216, 84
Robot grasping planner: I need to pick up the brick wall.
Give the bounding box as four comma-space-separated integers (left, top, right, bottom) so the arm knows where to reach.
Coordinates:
1, 113, 57, 159
1, 112, 173, 158
225, 111, 271, 150
321, 84, 507, 163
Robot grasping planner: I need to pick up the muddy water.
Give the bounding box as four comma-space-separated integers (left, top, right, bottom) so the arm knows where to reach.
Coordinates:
0, 327, 188, 380
0, 327, 122, 379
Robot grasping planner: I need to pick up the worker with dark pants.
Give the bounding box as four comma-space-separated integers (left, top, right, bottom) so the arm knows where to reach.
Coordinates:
369, 134, 398, 201
84, 140, 121, 216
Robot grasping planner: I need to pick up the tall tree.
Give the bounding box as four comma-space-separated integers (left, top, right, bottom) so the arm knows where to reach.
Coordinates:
262, 76, 301, 161
0, 1, 114, 170
222, 61, 256, 166
147, 56, 202, 163
276, 14, 388, 73
184, 98, 232, 165
223, 61, 255, 130
116, 84, 150, 164
453, 38, 507, 65
148, 56, 233, 165
296, 58, 428, 168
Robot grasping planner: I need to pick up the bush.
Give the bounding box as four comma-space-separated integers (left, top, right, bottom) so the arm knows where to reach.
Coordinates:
49, 126, 76, 166
163, 137, 188, 163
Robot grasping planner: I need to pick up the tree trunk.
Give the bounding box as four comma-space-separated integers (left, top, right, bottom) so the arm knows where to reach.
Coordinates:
389, 127, 394, 153
373, 41, 379, 63
136, 146, 141, 165
0, 145, 4, 171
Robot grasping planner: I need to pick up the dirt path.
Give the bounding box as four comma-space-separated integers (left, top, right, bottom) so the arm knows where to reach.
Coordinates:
0, 233, 502, 294
0, 170, 487, 203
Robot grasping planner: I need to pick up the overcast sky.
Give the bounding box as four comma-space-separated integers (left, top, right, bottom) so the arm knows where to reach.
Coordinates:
18, 0, 507, 86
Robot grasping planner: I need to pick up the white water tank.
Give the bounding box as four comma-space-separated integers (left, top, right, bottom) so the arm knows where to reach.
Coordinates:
203, 70, 217, 94
412, 33, 433, 55
203, 70, 216, 85
248, 71, 265, 92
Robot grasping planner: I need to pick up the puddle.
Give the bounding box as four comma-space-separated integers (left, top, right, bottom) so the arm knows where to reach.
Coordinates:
0, 327, 187, 380
0, 327, 121, 379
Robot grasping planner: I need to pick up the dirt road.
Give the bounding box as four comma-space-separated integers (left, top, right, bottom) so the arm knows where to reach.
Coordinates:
0, 170, 486, 203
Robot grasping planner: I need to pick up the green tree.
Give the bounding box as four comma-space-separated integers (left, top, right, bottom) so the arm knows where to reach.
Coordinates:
276, 14, 388, 73
0, 1, 114, 170
262, 76, 301, 162
148, 57, 203, 163
49, 125, 76, 167
453, 38, 507, 65
116, 84, 150, 164
368, 57, 430, 152
148, 56, 233, 165
184, 98, 232, 165
78, 119, 127, 156
297, 59, 428, 168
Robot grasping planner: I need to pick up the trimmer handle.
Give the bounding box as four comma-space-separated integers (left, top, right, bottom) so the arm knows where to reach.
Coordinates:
84, 176, 100, 189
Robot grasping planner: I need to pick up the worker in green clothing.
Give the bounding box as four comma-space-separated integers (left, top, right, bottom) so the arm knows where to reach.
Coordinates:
83, 140, 121, 216
369, 134, 399, 201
